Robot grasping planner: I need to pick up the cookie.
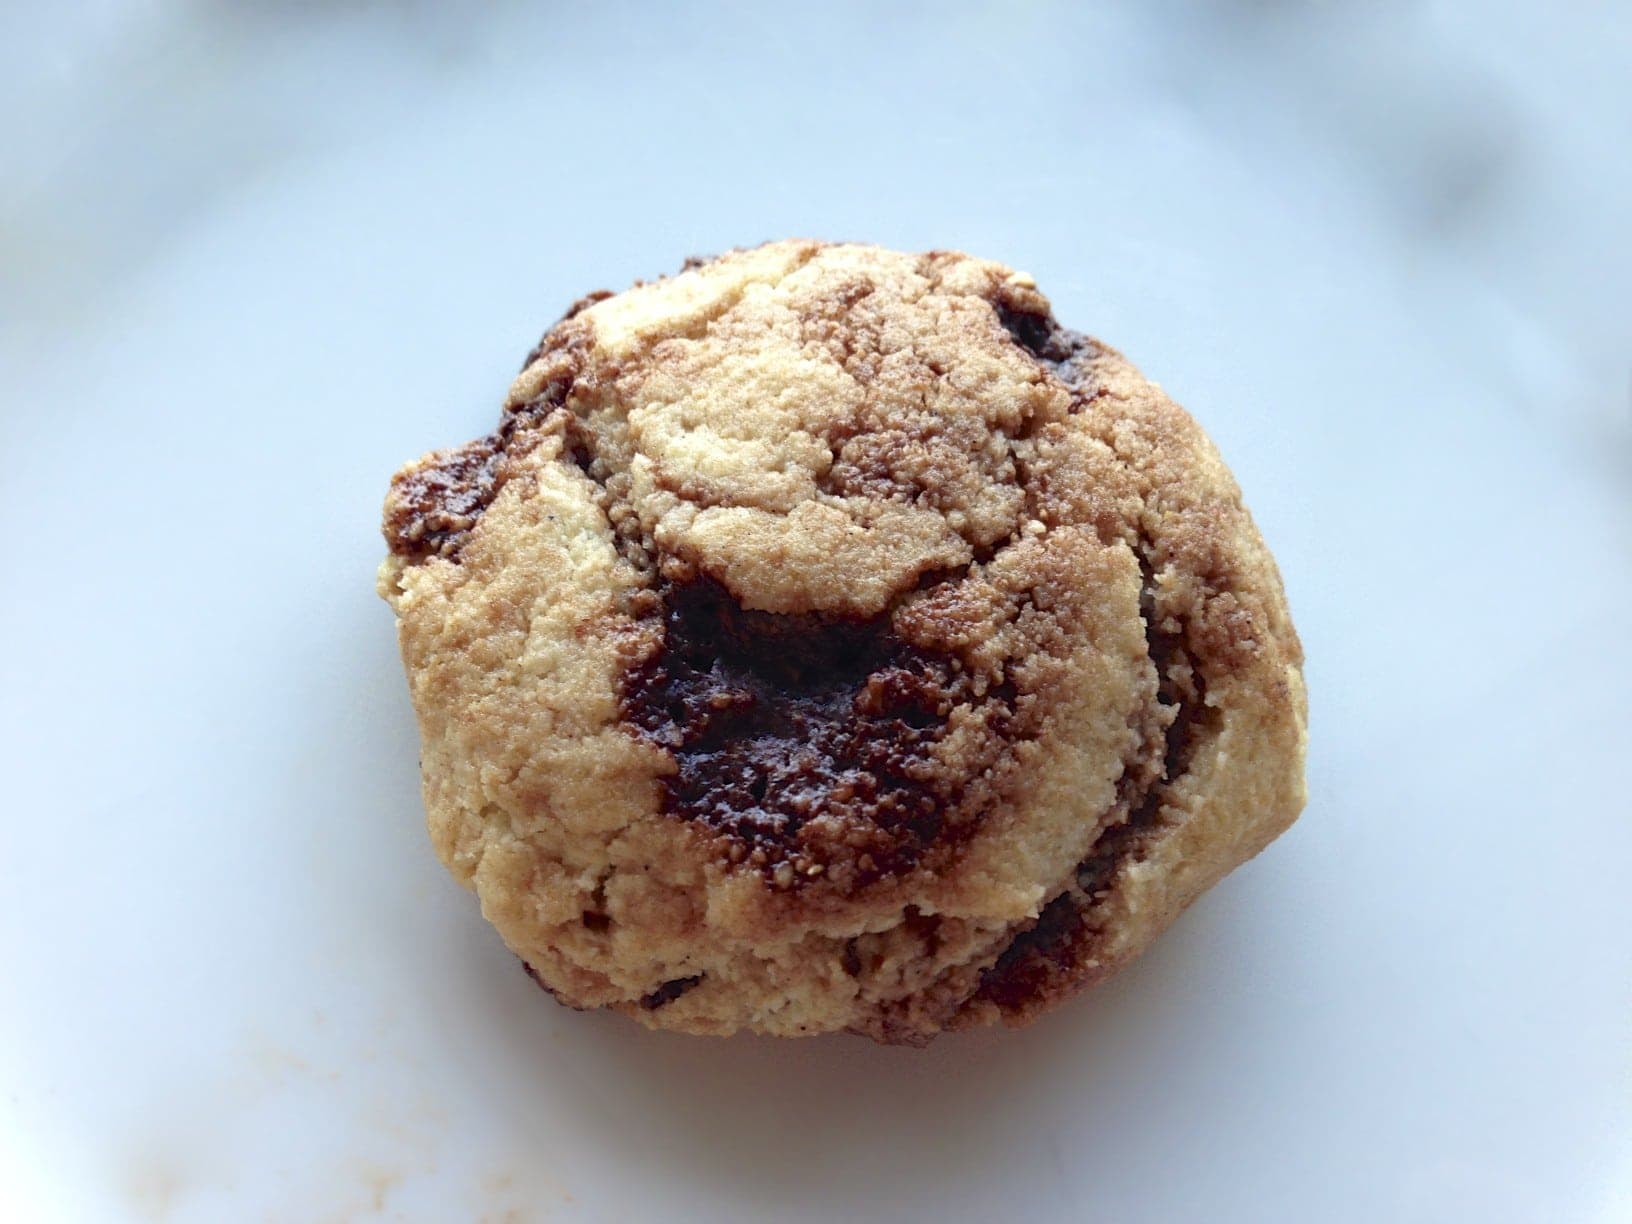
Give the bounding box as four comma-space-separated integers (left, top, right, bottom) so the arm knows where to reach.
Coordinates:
378, 240, 1306, 1044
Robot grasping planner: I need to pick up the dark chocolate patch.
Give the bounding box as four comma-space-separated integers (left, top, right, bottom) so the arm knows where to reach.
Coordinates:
520, 298, 611, 370
383, 347, 581, 563
382, 436, 508, 562
969, 889, 1088, 1014
622, 577, 1003, 889
841, 939, 863, 977
549, 288, 615, 334
992, 301, 1102, 400
640, 975, 702, 1010
968, 550, 1210, 1015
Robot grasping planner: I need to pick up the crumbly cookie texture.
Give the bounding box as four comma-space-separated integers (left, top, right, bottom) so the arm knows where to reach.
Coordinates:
378, 240, 1306, 1044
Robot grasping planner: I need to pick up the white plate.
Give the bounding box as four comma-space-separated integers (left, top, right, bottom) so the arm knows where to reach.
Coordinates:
3, 4, 1629, 1221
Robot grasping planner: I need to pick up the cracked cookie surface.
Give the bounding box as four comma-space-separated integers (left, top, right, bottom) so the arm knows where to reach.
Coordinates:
378, 240, 1306, 1043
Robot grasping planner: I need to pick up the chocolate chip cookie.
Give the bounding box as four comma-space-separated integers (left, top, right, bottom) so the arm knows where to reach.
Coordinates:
378, 240, 1306, 1044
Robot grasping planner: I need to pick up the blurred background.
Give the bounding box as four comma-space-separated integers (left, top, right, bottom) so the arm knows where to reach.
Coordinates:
2, 3, 1628, 1222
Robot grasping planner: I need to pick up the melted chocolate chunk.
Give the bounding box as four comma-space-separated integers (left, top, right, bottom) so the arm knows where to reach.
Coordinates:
382, 436, 507, 562
993, 302, 1102, 399
640, 975, 702, 1010
970, 554, 1210, 1013
550, 288, 615, 332
841, 939, 863, 977
383, 355, 581, 562
971, 889, 1087, 1013
622, 578, 997, 888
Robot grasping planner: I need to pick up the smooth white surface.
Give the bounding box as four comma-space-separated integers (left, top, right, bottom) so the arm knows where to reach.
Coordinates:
3, 4, 1630, 1221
